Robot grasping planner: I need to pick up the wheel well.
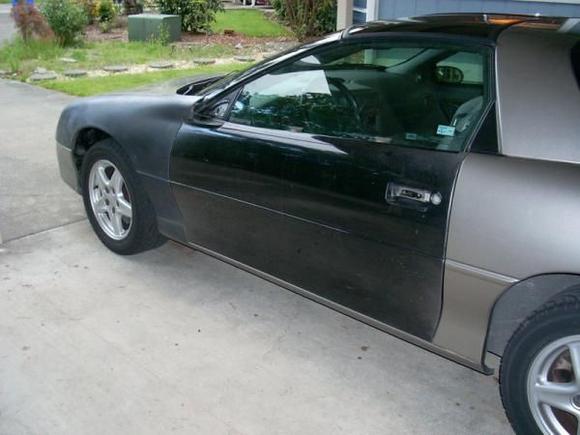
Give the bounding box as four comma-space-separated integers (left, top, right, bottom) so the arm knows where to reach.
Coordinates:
73, 128, 111, 171
486, 274, 580, 357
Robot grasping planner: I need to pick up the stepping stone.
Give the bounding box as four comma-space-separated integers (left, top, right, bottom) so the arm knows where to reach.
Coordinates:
0, 70, 9, 76
29, 72, 58, 81
192, 58, 216, 65
60, 57, 77, 63
64, 69, 88, 77
234, 56, 255, 62
33, 67, 48, 74
103, 65, 128, 73
149, 61, 175, 69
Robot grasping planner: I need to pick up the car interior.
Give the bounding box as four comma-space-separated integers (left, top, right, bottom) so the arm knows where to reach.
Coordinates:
228, 43, 488, 152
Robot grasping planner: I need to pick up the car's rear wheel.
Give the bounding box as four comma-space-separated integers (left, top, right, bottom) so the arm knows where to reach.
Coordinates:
81, 139, 164, 254
501, 294, 580, 435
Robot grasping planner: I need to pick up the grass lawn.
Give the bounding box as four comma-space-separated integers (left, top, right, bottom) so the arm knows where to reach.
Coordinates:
0, 9, 287, 96
0, 0, 11, 4
39, 63, 241, 96
212, 9, 290, 37
0, 38, 239, 78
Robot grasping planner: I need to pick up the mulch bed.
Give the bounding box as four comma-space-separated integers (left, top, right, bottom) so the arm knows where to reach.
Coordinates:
84, 24, 296, 48
85, 24, 129, 42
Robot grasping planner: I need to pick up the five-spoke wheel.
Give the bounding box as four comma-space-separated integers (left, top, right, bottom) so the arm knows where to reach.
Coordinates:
88, 159, 133, 240
501, 294, 580, 435
528, 336, 580, 434
81, 139, 164, 255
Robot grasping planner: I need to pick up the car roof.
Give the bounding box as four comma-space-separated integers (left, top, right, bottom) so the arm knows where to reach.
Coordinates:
344, 13, 567, 41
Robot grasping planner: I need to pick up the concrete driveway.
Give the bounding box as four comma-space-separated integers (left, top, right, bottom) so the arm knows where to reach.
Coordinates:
0, 80, 513, 435
0, 4, 16, 45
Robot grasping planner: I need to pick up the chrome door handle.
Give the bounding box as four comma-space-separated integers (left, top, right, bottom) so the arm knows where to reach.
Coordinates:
385, 183, 442, 206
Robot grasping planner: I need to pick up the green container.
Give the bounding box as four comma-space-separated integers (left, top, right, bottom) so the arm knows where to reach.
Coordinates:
128, 14, 181, 43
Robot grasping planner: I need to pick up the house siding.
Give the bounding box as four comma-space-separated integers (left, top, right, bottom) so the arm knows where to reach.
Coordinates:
376, 0, 580, 20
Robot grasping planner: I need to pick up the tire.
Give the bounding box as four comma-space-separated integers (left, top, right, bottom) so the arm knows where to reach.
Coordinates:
80, 138, 165, 255
500, 293, 580, 435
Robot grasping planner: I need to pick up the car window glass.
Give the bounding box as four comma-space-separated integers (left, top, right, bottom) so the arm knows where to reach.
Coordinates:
330, 47, 424, 67
437, 52, 484, 85
228, 41, 490, 152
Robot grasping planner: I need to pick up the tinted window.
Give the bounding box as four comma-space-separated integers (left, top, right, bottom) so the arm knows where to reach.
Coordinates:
229, 41, 490, 152
437, 52, 484, 85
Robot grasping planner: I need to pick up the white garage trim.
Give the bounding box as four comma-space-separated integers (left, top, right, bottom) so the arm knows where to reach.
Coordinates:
337, 0, 354, 29
366, 0, 379, 21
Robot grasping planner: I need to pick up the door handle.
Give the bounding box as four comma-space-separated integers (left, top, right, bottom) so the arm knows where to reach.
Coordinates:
385, 183, 442, 207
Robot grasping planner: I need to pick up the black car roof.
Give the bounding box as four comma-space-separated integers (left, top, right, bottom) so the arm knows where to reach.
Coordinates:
344, 13, 567, 41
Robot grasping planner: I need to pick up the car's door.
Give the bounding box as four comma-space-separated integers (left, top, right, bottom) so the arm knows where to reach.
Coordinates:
170, 39, 491, 341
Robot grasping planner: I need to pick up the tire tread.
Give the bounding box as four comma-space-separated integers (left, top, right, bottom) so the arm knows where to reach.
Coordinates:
500, 291, 580, 435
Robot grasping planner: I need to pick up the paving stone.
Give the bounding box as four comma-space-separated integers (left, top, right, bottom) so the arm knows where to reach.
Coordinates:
192, 58, 216, 65
149, 61, 175, 69
103, 65, 128, 73
33, 67, 48, 74
29, 72, 58, 81
234, 55, 255, 62
64, 69, 88, 78
265, 41, 296, 51
59, 57, 78, 64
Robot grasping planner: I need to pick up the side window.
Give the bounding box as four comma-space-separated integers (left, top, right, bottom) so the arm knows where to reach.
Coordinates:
229, 70, 354, 134
228, 42, 490, 152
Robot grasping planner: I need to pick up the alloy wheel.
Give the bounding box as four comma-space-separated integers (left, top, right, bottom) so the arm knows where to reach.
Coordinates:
88, 159, 133, 240
527, 335, 580, 435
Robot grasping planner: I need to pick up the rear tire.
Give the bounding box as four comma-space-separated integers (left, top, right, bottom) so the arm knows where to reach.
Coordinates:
80, 139, 165, 255
500, 293, 580, 435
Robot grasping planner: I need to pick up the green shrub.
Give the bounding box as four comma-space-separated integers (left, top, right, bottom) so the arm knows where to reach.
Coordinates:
99, 20, 112, 33
41, 0, 87, 46
154, 0, 223, 33
276, 0, 336, 40
78, 0, 98, 25
314, 0, 337, 35
97, 0, 115, 23
271, 0, 286, 20
123, 0, 143, 15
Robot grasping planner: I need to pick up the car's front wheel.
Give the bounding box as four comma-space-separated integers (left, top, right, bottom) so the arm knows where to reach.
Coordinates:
501, 293, 580, 435
81, 139, 164, 255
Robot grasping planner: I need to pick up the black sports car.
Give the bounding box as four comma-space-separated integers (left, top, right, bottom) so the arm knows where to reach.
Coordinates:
57, 14, 580, 435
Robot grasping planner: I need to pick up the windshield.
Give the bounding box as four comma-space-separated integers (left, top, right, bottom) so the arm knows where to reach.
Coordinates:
298, 46, 426, 70
199, 71, 242, 96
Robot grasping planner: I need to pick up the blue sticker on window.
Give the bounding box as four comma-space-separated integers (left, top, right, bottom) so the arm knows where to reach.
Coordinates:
437, 125, 456, 137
